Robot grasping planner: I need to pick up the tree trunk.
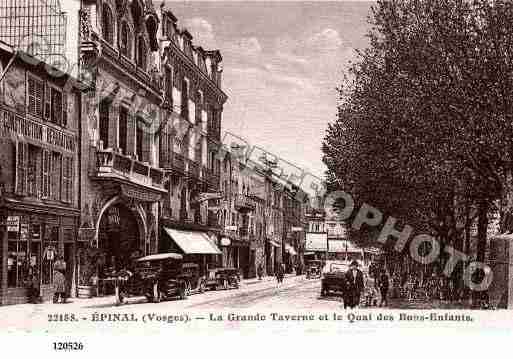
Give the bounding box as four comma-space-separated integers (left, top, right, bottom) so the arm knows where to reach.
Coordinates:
476, 199, 489, 263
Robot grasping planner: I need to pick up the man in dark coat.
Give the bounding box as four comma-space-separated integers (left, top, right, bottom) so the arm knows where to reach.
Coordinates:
377, 270, 390, 307
345, 260, 364, 309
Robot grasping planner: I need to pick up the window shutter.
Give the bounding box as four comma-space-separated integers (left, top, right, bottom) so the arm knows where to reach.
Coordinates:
15, 141, 28, 195
51, 89, 62, 125
44, 83, 51, 120
52, 152, 61, 200
27, 77, 36, 115
61, 156, 72, 203
42, 149, 50, 198
61, 92, 68, 127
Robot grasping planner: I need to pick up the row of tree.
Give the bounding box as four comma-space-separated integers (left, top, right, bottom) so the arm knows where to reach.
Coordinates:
323, 0, 513, 279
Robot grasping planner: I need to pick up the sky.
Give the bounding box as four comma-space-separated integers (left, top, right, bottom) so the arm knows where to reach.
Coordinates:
59, 0, 373, 179
165, 1, 373, 178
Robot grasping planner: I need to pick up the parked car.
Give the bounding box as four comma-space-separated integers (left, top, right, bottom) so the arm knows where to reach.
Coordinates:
115, 253, 206, 305
321, 261, 349, 297
305, 260, 323, 279
205, 268, 240, 290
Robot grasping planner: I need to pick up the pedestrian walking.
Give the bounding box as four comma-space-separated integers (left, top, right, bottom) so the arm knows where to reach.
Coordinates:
344, 260, 364, 309
257, 264, 263, 280
377, 270, 390, 307
276, 263, 285, 285
53, 255, 67, 304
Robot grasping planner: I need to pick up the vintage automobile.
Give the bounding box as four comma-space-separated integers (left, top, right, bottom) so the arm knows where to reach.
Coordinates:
115, 253, 206, 305
205, 268, 241, 290
305, 260, 323, 279
321, 261, 350, 297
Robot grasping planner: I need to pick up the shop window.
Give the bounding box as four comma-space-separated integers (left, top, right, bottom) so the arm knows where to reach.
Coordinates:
42, 225, 59, 285
27, 76, 44, 118
7, 219, 29, 288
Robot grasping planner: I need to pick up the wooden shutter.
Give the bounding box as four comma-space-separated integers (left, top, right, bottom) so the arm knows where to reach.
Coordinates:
42, 149, 50, 198
51, 89, 62, 125
61, 92, 68, 127
27, 77, 44, 117
52, 152, 61, 200
61, 156, 72, 203
44, 83, 51, 120
15, 141, 28, 195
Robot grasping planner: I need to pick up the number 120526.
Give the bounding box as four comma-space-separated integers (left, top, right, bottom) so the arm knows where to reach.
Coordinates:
53, 342, 84, 351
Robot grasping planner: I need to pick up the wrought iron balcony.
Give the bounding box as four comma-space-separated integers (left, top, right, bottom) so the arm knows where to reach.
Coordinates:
235, 194, 256, 212
95, 149, 164, 189
161, 152, 186, 175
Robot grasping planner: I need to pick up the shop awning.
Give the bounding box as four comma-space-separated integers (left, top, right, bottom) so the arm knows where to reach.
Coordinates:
164, 227, 221, 255
285, 244, 297, 255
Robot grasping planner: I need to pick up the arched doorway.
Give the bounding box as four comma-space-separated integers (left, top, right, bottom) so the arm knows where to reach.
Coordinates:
98, 202, 142, 273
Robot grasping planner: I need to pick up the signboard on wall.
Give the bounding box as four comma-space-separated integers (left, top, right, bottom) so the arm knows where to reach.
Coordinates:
7, 216, 19, 232
305, 232, 328, 251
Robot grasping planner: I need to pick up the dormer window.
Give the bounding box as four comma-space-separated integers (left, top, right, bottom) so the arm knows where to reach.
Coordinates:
102, 4, 114, 44
120, 22, 131, 58
137, 37, 147, 70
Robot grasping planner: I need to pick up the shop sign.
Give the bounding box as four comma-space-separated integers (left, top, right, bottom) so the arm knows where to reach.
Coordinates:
225, 225, 237, 231
78, 228, 96, 242
7, 216, 19, 232
291, 226, 303, 232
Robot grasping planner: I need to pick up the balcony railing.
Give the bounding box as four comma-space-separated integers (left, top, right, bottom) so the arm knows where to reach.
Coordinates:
202, 166, 219, 189
95, 149, 164, 189
0, 105, 75, 151
187, 159, 201, 179
235, 194, 256, 212
161, 152, 186, 174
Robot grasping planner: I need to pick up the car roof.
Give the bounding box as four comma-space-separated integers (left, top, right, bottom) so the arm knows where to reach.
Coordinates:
136, 253, 183, 262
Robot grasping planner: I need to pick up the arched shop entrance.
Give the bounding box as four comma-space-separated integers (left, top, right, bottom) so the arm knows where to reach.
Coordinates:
97, 202, 144, 275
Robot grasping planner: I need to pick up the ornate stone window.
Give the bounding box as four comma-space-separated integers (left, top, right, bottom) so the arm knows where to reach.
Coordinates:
102, 4, 114, 45
119, 21, 132, 58
137, 36, 147, 70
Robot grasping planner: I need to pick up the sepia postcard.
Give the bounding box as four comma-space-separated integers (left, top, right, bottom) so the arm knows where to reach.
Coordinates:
0, 0, 511, 355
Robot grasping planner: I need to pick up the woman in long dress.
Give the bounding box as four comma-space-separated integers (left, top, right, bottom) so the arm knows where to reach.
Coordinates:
53, 269, 67, 304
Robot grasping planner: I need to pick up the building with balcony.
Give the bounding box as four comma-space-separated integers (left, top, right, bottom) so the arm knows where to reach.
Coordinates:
0, 42, 83, 304
155, 4, 227, 273
77, 0, 166, 282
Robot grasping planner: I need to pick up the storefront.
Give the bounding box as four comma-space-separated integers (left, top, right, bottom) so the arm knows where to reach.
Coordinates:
1, 202, 79, 305
160, 227, 221, 276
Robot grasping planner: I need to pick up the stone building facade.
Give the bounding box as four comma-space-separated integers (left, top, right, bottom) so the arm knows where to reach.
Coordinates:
77, 0, 166, 285
0, 42, 83, 304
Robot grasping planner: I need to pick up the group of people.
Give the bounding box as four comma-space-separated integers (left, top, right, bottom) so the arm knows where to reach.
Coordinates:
346, 260, 390, 309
